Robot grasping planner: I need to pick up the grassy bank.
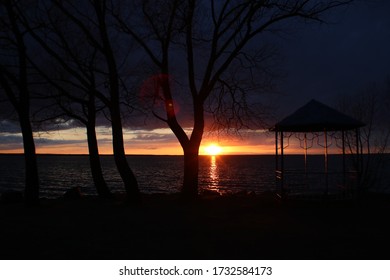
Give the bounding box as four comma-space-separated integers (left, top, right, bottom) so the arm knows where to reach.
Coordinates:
1, 192, 389, 259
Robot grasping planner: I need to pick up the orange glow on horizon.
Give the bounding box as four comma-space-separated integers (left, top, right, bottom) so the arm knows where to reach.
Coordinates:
0, 127, 279, 155
0, 143, 280, 155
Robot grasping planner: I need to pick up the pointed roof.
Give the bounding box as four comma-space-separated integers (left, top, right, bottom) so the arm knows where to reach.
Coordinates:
273, 99, 365, 132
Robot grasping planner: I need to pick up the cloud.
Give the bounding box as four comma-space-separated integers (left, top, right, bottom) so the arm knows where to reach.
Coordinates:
34, 138, 86, 146
0, 120, 21, 133
140, 146, 158, 150
0, 133, 23, 150
0, 133, 86, 151
123, 128, 177, 143
33, 118, 81, 132
0, 133, 23, 142
131, 134, 175, 142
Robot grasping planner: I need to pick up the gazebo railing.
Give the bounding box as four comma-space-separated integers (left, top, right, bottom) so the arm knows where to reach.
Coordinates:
276, 169, 358, 199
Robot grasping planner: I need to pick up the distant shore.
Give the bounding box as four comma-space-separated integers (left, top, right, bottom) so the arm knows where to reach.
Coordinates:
1, 191, 390, 260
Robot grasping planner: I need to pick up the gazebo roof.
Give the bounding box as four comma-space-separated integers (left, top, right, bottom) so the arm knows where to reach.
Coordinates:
273, 99, 365, 132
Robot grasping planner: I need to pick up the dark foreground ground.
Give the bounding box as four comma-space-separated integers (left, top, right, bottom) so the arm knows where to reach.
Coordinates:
1, 192, 389, 260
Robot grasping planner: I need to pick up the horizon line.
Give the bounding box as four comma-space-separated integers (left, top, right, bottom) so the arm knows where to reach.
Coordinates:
0, 152, 382, 156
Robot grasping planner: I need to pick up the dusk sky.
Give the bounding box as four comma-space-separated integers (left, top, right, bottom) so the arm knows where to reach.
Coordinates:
1, 0, 389, 155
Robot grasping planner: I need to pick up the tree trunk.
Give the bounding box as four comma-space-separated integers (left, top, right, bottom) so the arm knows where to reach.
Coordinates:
111, 105, 140, 200
181, 100, 204, 199
182, 147, 200, 199
19, 111, 40, 206
93, 2, 139, 201
86, 121, 111, 198
1, 1, 39, 206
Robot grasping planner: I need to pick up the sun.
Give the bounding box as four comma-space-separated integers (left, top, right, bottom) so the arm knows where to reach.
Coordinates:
204, 144, 222, 156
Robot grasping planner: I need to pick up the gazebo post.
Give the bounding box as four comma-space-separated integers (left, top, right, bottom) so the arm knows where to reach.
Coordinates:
275, 130, 278, 171
304, 133, 308, 174
324, 130, 329, 196
280, 131, 285, 197
355, 128, 362, 197
342, 130, 346, 193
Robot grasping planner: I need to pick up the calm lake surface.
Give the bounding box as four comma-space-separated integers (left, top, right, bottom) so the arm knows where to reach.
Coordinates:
0, 154, 389, 198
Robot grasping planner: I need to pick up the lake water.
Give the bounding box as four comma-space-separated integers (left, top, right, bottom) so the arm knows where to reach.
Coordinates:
0, 154, 389, 198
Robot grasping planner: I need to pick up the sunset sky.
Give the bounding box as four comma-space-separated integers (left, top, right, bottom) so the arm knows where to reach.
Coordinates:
1, 1, 389, 156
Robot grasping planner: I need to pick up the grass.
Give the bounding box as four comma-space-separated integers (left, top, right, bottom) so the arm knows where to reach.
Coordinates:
1, 192, 389, 260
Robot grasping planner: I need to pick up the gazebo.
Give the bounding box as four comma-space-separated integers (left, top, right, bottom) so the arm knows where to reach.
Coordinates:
272, 99, 365, 199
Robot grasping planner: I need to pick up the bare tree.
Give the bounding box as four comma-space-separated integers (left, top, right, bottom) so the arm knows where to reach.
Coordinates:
0, 0, 39, 206
24, 0, 140, 200
91, 0, 140, 200
16, 2, 113, 198
339, 82, 390, 191
116, 0, 353, 199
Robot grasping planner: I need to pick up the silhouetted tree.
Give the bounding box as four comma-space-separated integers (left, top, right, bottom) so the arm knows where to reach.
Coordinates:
0, 0, 39, 206
24, 0, 139, 200
339, 81, 390, 191
92, 0, 139, 199
116, 0, 353, 199
17, 2, 113, 199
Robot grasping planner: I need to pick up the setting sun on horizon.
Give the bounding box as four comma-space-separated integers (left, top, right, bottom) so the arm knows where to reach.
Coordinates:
203, 144, 223, 156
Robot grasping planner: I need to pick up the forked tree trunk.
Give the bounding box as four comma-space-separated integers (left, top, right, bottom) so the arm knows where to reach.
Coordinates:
180, 102, 204, 199
111, 105, 140, 200
94, 2, 140, 201
86, 121, 111, 198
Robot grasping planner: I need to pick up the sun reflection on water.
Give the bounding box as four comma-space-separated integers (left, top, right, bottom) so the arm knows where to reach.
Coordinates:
207, 155, 222, 194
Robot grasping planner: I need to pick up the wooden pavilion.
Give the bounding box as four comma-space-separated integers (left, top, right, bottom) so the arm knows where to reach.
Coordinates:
272, 99, 365, 200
